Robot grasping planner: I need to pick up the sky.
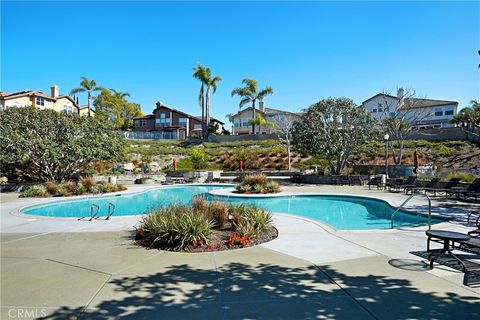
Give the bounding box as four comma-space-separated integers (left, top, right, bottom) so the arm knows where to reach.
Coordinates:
1, 1, 479, 127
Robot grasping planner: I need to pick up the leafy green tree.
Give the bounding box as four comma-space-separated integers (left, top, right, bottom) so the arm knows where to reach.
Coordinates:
451, 100, 480, 138
189, 147, 208, 169
291, 98, 376, 175
0, 108, 125, 182
231, 78, 273, 134
248, 114, 273, 133
70, 76, 105, 117
95, 89, 143, 130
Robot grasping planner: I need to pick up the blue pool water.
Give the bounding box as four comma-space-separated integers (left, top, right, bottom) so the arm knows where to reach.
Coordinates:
22, 185, 442, 230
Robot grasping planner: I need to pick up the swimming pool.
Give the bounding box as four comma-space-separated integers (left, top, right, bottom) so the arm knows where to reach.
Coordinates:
21, 185, 442, 230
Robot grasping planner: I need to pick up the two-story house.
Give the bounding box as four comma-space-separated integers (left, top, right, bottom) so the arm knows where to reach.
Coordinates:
133, 101, 224, 139
232, 101, 299, 135
361, 89, 458, 129
0, 85, 80, 114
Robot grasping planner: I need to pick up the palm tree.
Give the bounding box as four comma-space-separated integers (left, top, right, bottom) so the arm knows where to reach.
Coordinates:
193, 64, 208, 138
231, 78, 273, 134
225, 113, 235, 134
204, 69, 222, 138
70, 77, 104, 117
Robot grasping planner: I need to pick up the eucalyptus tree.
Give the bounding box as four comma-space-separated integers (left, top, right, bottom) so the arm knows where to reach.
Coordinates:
231, 78, 273, 134
70, 77, 105, 117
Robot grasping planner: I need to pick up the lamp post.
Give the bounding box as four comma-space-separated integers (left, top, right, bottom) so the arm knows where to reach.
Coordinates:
384, 133, 390, 179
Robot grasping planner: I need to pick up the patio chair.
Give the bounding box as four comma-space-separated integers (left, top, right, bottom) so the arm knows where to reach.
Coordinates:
405, 178, 441, 195
367, 177, 382, 190
389, 176, 417, 193
447, 178, 480, 200
425, 178, 461, 197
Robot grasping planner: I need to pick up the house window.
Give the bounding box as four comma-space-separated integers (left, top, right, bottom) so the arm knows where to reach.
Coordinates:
390, 112, 395, 116
444, 106, 454, 116
179, 118, 188, 127
372, 109, 377, 113
36, 97, 45, 106
136, 119, 146, 127
434, 107, 443, 117
241, 117, 249, 126
234, 119, 240, 127
378, 108, 383, 112
157, 113, 171, 127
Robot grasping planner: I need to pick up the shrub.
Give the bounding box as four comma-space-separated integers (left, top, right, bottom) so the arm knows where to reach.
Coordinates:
228, 203, 245, 226
73, 185, 86, 195
444, 172, 477, 183
62, 181, 78, 193
80, 176, 96, 192
227, 233, 249, 247
264, 181, 280, 193
190, 147, 208, 169
236, 174, 280, 194
20, 185, 48, 198
140, 205, 215, 249
230, 204, 273, 237
192, 196, 208, 213
243, 174, 268, 186
45, 180, 58, 195
208, 201, 229, 228
235, 183, 252, 193
56, 186, 70, 197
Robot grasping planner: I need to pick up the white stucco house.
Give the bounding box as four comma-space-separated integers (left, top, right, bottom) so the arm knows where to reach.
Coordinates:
0, 85, 80, 115
361, 88, 458, 129
232, 101, 299, 135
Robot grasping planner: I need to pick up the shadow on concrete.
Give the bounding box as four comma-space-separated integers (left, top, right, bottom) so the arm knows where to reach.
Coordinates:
42, 262, 480, 319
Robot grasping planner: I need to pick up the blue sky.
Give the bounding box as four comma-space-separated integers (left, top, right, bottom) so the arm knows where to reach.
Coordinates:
2, 1, 479, 125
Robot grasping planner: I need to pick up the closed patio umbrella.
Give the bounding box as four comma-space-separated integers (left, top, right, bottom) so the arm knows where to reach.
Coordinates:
239, 159, 243, 172
173, 159, 177, 172
413, 150, 419, 175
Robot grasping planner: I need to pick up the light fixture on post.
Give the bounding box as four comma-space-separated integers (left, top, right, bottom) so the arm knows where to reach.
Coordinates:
384, 133, 390, 179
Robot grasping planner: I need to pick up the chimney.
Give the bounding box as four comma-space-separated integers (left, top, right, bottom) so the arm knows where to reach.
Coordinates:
397, 87, 404, 99
51, 85, 59, 98
259, 100, 265, 112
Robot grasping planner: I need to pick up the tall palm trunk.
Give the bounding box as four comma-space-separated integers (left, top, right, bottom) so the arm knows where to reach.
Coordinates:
200, 83, 205, 139
87, 91, 91, 117
251, 99, 256, 134
206, 86, 211, 138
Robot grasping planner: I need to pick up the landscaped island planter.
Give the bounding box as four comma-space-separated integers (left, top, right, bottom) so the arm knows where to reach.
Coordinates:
134, 197, 278, 252
235, 174, 281, 194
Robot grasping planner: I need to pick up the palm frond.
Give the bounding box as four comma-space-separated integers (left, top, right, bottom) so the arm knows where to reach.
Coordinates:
258, 86, 274, 99
239, 97, 251, 108
70, 87, 86, 96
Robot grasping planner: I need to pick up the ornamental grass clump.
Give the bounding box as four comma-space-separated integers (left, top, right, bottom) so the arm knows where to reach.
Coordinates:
139, 204, 215, 249
235, 174, 280, 194
229, 204, 273, 238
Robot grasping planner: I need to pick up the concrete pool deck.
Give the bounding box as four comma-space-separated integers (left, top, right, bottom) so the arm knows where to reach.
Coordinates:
1, 184, 480, 319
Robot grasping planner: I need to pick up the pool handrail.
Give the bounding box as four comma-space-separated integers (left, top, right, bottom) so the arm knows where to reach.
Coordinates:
391, 192, 432, 229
